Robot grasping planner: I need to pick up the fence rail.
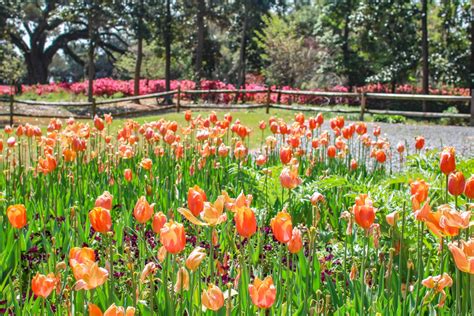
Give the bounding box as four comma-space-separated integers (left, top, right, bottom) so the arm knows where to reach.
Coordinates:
1, 88, 473, 126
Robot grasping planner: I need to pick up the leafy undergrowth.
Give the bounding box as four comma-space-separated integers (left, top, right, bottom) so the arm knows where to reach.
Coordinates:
0, 112, 473, 315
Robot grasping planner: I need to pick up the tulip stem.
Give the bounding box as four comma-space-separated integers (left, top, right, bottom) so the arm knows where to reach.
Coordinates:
470, 274, 474, 316
209, 228, 214, 283
414, 221, 423, 312
359, 234, 369, 314
150, 274, 154, 315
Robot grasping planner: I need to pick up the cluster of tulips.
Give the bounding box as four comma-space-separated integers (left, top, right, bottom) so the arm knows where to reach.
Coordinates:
1, 109, 473, 315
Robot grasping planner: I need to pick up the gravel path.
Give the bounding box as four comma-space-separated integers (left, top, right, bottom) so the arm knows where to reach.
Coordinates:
343, 121, 474, 158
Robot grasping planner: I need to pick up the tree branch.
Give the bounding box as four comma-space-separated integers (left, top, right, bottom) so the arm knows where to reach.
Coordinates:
9, 32, 29, 53
63, 45, 85, 67
44, 29, 89, 60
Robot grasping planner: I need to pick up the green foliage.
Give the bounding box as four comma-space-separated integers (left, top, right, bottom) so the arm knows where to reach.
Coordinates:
373, 114, 407, 124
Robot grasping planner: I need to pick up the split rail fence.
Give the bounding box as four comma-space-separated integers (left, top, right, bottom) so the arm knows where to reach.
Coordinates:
0, 87, 472, 126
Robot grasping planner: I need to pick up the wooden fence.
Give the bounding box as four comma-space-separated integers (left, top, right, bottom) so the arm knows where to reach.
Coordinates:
1, 87, 473, 126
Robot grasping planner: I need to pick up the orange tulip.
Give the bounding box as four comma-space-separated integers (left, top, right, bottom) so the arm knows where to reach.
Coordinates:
422, 273, 453, 308
350, 159, 358, 170
69, 247, 95, 269
375, 150, 386, 163
94, 115, 105, 131
6, 204, 27, 229
140, 158, 153, 171
88, 303, 103, 316
38, 154, 57, 174
279, 163, 302, 190
201, 196, 227, 226
270, 210, 293, 244
201, 284, 225, 311
174, 267, 190, 293
248, 276, 276, 309
448, 239, 474, 274
352, 194, 376, 230
95, 191, 113, 211
74, 261, 109, 291
234, 206, 257, 238
440, 147, 456, 175
133, 196, 154, 224
31, 272, 59, 298
415, 136, 425, 150
152, 211, 167, 234
415, 202, 469, 238
386, 211, 399, 226
279, 146, 292, 164
63, 148, 77, 162
410, 179, 429, 210
327, 145, 336, 158
465, 175, 474, 199
103, 304, 136, 316
124, 169, 133, 182
310, 192, 325, 205
448, 171, 465, 196
89, 207, 112, 233
186, 247, 207, 272
160, 220, 186, 254
288, 228, 303, 253
188, 185, 207, 216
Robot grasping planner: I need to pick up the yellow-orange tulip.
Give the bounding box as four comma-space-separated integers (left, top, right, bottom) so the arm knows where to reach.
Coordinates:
160, 220, 186, 254
133, 196, 154, 224
288, 228, 303, 253
6, 204, 27, 229
103, 304, 136, 316
448, 239, 474, 274
386, 211, 399, 226
415, 202, 469, 238
270, 210, 293, 244
89, 207, 112, 233
174, 267, 190, 293
186, 247, 207, 272
188, 185, 207, 216
279, 163, 302, 190
31, 272, 59, 298
95, 191, 113, 211
234, 206, 257, 238
140, 158, 153, 170
74, 261, 109, 291
422, 273, 453, 308
201, 284, 224, 311
69, 247, 95, 268
248, 276, 276, 309
152, 212, 167, 234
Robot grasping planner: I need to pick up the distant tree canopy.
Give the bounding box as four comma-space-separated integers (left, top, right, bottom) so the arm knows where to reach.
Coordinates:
0, 0, 471, 89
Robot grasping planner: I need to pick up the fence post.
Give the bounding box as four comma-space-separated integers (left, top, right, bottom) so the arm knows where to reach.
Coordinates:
359, 92, 367, 121
470, 89, 474, 127
9, 94, 14, 126
91, 97, 96, 118
176, 86, 181, 113
266, 86, 271, 114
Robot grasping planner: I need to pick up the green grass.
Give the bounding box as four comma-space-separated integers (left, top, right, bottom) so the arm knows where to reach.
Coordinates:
110, 109, 321, 149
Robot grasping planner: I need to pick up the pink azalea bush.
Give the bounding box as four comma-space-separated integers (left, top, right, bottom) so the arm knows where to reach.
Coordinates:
0, 79, 469, 105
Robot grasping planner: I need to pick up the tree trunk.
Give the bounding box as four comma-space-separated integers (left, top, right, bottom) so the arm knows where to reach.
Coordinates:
236, 8, 248, 103
87, 2, 95, 103
342, 0, 351, 87
25, 53, 49, 84
134, 0, 144, 103
164, 0, 172, 104
421, 0, 429, 111
195, 0, 205, 90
